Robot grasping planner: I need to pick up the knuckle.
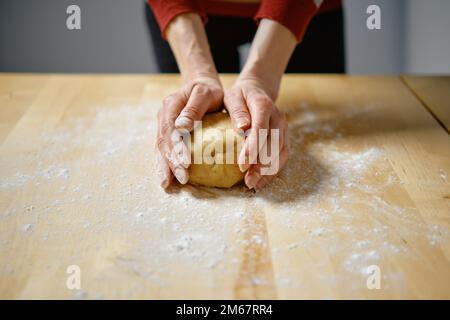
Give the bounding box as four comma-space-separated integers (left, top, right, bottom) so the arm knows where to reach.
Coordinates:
155, 136, 165, 150
256, 96, 273, 110
194, 84, 212, 98
182, 106, 201, 120
162, 95, 174, 107
225, 89, 240, 101
158, 120, 172, 136
162, 92, 181, 108
253, 118, 268, 129
233, 109, 249, 120
224, 98, 241, 111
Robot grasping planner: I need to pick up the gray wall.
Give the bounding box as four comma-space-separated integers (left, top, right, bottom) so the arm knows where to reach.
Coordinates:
344, 0, 406, 74
0, 0, 157, 73
404, 0, 450, 74
1, 0, 449, 74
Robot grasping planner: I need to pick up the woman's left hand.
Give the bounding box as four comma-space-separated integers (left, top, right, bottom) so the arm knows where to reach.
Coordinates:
224, 77, 289, 190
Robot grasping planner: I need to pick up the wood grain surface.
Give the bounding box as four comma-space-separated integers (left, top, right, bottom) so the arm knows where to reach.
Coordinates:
0, 74, 449, 299
403, 76, 450, 133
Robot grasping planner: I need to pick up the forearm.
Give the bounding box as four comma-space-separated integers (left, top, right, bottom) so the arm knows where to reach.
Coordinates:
239, 19, 297, 100
166, 13, 219, 83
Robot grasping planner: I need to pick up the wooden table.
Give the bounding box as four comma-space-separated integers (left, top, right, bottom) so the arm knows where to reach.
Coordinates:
0, 74, 449, 299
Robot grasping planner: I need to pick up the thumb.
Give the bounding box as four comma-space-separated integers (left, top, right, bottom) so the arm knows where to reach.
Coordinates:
175, 84, 221, 131
224, 89, 251, 131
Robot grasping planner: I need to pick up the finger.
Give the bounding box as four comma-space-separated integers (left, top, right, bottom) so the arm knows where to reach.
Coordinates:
160, 92, 186, 124
175, 84, 220, 131
157, 132, 189, 185
156, 149, 172, 188
162, 141, 190, 184
244, 135, 270, 190
255, 146, 289, 190
158, 92, 190, 184
268, 108, 287, 152
238, 92, 272, 172
245, 146, 289, 190
163, 129, 190, 183
244, 116, 287, 190
169, 127, 191, 168
224, 89, 251, 131
176, 138, 191, 168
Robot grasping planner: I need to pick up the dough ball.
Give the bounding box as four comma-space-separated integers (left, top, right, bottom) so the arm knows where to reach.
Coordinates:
188, 112, 244, 188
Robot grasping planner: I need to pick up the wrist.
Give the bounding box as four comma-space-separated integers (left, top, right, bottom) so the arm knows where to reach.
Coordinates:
238, 19, 297, 100
237, 69, 280, 100
184, 70, 221, 86
186, 72, 222, 90
167, 13, 219, 86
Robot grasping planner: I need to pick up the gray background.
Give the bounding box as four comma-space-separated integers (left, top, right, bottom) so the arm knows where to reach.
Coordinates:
1, 0, 449, 74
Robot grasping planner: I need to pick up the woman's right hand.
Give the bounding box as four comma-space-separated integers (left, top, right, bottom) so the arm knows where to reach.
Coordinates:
156, 74, 223, 188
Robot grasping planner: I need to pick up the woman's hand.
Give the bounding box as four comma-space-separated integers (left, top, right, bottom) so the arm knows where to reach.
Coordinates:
156, 75, 223, 188
224, 77, 289, 190
223, 19, 297, 190
156, 13, 223, 189
156, 14, 296, 190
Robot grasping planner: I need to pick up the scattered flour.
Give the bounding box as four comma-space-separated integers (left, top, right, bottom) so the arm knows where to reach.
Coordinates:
439, 169, 448, 183
1, 100, 448, 298
22, 224, 33, 232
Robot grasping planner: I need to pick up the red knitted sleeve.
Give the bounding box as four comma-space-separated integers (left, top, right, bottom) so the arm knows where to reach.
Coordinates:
255, 0, 322, 42
147, 0, 207, 39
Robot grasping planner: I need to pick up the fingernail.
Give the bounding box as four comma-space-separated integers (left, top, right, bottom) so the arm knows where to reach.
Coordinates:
245, 174, 259, 189
239, 163, 249, 172
238, 152, 249, 172
180, 158, 190, 169
180, 152, 191, 168
160, 178, 169, 189
174, 168, 188, 184
157, 162, 168, 187
175, 116, 192, 129
237, 121, 248, 129
158, 169, 167, 184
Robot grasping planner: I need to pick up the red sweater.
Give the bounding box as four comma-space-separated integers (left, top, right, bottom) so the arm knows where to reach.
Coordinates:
147, 0, 341, 42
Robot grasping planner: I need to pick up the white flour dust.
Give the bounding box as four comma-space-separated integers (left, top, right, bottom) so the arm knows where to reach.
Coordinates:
0, 100, 448, 298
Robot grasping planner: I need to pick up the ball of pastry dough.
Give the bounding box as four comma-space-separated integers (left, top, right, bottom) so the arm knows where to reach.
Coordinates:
188, 112, 244, 188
